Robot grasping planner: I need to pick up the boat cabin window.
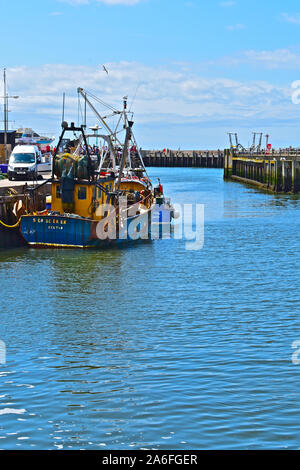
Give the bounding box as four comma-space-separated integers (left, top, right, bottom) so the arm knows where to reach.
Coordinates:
78, 186, 87, 200
56, 185, 61, 199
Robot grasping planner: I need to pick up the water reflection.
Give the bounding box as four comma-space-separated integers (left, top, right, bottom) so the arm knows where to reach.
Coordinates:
1, 168, 300, 449
224, 182, 300, 219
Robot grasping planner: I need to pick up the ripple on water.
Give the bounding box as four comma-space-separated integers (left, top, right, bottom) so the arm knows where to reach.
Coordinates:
1, 169, 300, 449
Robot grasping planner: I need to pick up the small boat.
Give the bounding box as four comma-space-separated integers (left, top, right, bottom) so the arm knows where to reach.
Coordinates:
20, 90, 174, 248
15, 128, 55, 146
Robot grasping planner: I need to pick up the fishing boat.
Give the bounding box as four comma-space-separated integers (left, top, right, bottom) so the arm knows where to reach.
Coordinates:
20, 90, 174, 248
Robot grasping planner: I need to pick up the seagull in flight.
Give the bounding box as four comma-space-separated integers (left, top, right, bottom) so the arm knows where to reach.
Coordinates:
102, 65, 108, 74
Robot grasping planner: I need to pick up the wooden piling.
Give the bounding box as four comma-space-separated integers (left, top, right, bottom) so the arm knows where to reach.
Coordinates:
141, 150, 224, 168
224, 149, 300, 193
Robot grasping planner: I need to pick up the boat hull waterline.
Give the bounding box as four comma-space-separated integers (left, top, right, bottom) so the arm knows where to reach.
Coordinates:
20, 207, 171, 248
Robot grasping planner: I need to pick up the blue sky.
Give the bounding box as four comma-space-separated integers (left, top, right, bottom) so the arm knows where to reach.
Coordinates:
1, 0, 300, 148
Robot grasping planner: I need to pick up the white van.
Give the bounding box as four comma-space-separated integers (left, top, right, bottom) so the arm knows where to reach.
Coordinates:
8, 145, 51, 180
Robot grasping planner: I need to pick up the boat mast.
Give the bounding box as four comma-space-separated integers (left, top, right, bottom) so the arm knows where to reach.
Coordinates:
3, 69, 7, 163
76, 88, 150, 181
115, 120, 134, 193
122, 96, 132, 170
2, 69, 18, 162
77, 88, 121, 145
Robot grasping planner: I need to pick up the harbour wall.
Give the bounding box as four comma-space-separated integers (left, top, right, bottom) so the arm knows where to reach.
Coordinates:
141, 150, 224, 168
224, 149, 300, 193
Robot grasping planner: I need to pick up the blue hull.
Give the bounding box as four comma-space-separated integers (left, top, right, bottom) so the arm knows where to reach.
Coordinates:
20, 204, 172, 248
20, 213, 152, 248
21, 215, 99, 248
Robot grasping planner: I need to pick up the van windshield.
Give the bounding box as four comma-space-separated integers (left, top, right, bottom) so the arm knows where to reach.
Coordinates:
10, 153, 36, 164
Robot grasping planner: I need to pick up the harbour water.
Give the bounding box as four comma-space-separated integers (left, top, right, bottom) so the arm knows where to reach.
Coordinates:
0, 167, 300, 449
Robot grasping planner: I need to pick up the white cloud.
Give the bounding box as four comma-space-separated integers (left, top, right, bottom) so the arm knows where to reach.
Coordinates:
215, 48, 300, 69
98, 0, 141, 4
60, 0, 141, 5
60, 0, 89, 4
226, 23, 245, 31
244, 49, 300, 68
3, 62, 297, 146
220, 1, 236, 7
281, 12, 300, 25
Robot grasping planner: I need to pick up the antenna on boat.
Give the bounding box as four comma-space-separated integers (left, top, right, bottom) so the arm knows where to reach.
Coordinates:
84, 91, 87, 128
62, 92, 65, 123
129, 83, 141, 113
77, 87, 121, 143
115, 119, 134, 193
